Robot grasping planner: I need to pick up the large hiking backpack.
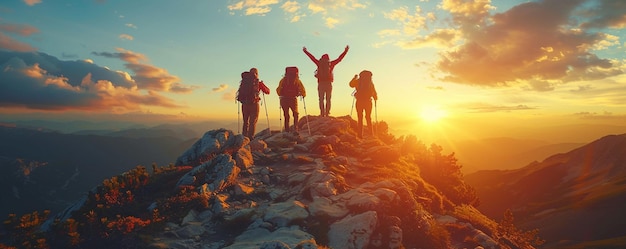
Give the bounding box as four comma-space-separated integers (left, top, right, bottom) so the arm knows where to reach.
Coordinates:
236, 71, 260, 104
281, 66, 299, 97
315, 59, 332, 82
355, 70, 374, 100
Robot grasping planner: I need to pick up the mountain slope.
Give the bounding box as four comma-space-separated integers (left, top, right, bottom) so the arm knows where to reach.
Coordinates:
466, 133, 626, 248
0, 125, 196, 218
442, 137, 584, 173
0, 116, 540, 249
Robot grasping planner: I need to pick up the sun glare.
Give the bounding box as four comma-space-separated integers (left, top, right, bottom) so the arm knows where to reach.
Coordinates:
419, 106, 448, 123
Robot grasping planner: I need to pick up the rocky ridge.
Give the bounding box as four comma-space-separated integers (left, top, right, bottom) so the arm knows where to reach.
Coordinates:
144, 115, 517, 249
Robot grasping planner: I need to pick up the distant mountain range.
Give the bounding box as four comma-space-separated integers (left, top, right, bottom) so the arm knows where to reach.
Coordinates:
448, 137, 585, 173
0, 124, 200, 218
466, 133, 626, 249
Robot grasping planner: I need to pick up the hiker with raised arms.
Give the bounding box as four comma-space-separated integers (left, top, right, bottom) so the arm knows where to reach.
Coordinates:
276, 66, 306, 133
236, 68, 270, 140
302, 45, 349, 117
349, 70, 378, 138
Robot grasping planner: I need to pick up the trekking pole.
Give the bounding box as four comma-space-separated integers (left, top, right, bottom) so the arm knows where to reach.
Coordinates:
262, 93, 270, 135
237, 99, 240, 134
350, 90, 356, 118
301, 96, 311, 136
279, 104, 283, 132
374, 99, 378, 136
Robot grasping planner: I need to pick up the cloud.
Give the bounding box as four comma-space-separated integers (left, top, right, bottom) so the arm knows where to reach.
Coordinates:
433, 0, 624, 88
307, 0, 366, 14
119, 34, 134, 40
212, 84, 228, 92
281, 1, 300, 13
439, 0, 494, 27
579, 1, 626, 29
281, 1, 305, 22
383, 6, 429, 36
0, 21, 39, 52
463, 103, 537, 113
570, 85, 593, 92
399, 29, 460, 49
573, 111, 626, 120
23, 0, 42, 6
125, 23, 137, 29
0, 51, 182, 111
222, 90, 236, 101
92, 48, 196, 93
228, 0, 365, 26
426, 86, 444, 91
325, 17, 339, 29
228, 0, 279, 16
0, 33, 37, 52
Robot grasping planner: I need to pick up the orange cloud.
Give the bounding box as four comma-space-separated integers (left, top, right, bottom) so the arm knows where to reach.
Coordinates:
92, 48, 197, 93
212, 84, 229, 92
0, 51, 184, 112
119, 34, 134, 40
0, 21, 39, 52
463, 103, 537, 113
23, 0, 41, 6
434, 0, 624, 88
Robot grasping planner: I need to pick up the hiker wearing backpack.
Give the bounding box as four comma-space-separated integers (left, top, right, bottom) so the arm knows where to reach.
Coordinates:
236, 69, 270, 140
349, 70, 378, 138
302, 45, 349, 117
276, 67, 306, 133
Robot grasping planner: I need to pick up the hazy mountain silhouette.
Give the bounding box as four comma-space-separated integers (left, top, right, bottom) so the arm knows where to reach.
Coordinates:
5, 119, 237, 139
0, 124, 197, 218
466, 133, 626, 249
443, 137, 584, 173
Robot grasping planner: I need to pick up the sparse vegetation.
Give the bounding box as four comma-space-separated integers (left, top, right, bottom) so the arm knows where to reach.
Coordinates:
497, 209, 545, 248
1, 163, 197, 249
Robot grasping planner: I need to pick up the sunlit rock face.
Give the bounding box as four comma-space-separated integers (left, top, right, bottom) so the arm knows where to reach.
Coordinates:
147, 115, 506, 249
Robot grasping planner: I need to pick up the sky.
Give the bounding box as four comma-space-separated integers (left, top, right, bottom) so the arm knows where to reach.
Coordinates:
1, 0, 625, 146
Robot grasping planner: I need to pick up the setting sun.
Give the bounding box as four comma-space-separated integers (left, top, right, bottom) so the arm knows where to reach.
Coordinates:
419, 106, 448, 123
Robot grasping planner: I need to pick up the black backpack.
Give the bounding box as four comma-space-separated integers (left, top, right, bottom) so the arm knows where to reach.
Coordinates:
281, 67, 299, 97
236, 71, 260, 104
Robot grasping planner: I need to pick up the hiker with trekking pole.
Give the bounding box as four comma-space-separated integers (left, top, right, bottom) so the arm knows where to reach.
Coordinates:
236, 68, 270, 140
349, 70, 378, 138
276, 66, 306, 134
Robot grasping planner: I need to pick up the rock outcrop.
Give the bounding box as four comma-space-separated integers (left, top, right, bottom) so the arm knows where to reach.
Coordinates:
146, 115, 510, 249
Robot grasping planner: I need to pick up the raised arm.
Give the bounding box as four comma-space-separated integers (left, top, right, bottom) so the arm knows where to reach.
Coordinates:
332, 45, 349, 64
302, 46, 318, 64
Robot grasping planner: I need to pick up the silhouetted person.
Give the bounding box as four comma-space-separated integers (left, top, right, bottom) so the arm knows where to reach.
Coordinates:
349, 70, 378, 138
303, 45, 349, 117
276, 67, 306, 133
236, 68, 270, 140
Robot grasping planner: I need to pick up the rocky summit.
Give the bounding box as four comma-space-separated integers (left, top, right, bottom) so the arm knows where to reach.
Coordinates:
5, 115, 537, 249
144, 115, 517, 249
